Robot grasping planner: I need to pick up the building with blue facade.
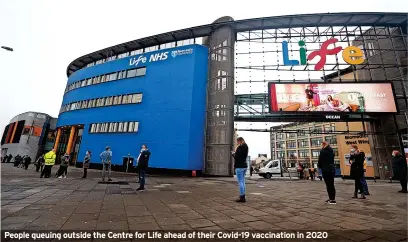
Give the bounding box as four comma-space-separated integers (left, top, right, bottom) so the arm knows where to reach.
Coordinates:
55, 45, 208, 171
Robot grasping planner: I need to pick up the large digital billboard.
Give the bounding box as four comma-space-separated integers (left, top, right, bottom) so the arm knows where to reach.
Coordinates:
268, 82, 397, 113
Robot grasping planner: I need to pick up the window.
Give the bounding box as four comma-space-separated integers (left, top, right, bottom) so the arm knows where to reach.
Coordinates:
299, 150, 309, 158
113, 96, 119, 105
81, 80, 86, 87
87, 78, 92, 85
123, 122, 128, 132
113, 123, 118, 132
311, 150, 320, 158
277, 151, 285, 159
287, 133, 296, 139
118, 122, 124, 132
131, 94, 142, 103
127, 69, 137, 78
90, 124, 96, 133
91, 99, 96, 108
108, 72, 117, 81
311, 138, 323, 147
324, 124, 336, 133
122, 95, 128, 104
136, 67, 146, 76
277, 141, 285, 149
333, 148, 339, 158
287, 141, 296, 149
277, 133, 285, 140
132, 122, 139, 132
129, 122, 134, 132
287, 151, 297, 159
82, 100, 88, 109
118, 70, 126, 79
310, 125, 323, 135
95, 76, 101, 84
101, 75, 106, 83
298, 139, 309, 148
325, 136, 337, 146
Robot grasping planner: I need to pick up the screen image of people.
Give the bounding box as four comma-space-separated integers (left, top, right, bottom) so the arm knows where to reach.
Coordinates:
268, 83, 397, 113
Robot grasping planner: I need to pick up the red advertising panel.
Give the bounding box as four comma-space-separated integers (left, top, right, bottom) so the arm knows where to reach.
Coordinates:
268, 82, 397, 113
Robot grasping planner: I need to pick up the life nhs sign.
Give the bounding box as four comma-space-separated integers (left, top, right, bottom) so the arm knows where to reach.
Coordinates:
129, 47, 194, 67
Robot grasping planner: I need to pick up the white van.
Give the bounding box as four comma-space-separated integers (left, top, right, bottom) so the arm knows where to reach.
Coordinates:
258, 159, 283, 179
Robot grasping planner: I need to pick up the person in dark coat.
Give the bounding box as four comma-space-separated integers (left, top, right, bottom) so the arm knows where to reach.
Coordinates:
82, 151, 91, 179
13, 154, 20, 167
136, 145, 151, 191
35, 155, 45, 172
349, 145, 366, 199
232, 137, 249, 203
391, 150, 407, 193
24, 156, 32, 170
318, 141, 336, 204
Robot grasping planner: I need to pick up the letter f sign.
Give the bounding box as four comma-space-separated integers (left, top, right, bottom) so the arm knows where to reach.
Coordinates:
308, 38, 342, 71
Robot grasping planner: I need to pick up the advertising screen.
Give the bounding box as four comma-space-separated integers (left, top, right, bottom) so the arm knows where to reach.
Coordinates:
268, 83, 397, 113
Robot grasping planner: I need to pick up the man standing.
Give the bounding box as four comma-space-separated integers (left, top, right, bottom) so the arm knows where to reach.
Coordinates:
232, 137, 249, 203
41, 149, 56, 178
100, 146, 112, 182
24, 155, 32, 170
136, 145, 151, 191
318, 141, 336, 204
392, 150, 407, 193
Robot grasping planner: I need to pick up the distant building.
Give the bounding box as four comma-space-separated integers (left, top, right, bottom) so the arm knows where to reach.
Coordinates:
255, 155, 268, 166
258, 154, 267, 158
1, 112, 57, 162
270, 122, 375, 177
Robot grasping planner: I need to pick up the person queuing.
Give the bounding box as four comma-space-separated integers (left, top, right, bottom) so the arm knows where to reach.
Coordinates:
297, 162, 304, 179
232, 137, 249, 203
7, 154, 13, 164
100, 146, 112, 182
309, 167, 316, 181
41, 149, 56, 178
136, 145, 151, 191
35, 154, 45, 173
82, 151, 91, 179
392, 150, 407, 193
349, 145, 366, 199
57, 154, 69, 178
361, 159, 370, 195
13, 154, 20, 167
23, 155, 32, 170
317, 141, 336, 204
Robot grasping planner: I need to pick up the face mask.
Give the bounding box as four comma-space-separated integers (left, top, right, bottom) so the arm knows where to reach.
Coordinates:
351, 148, 355, 153
86, 152, 89, 155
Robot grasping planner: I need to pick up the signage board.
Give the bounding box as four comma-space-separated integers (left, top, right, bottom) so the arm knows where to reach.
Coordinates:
268, 82, 397, 114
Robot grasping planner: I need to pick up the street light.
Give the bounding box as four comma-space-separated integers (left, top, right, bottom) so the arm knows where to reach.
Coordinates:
1, 46, 13, 52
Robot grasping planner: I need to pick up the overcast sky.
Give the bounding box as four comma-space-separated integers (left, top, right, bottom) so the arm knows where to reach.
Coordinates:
0, 0, 406, 158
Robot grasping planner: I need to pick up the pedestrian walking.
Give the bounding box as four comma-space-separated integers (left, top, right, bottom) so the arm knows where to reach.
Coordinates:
232, 137, 249, 203
57, 154, 69, 178
297, 162, 304, 179
391, 150, 407, 193
361, 159, 370, 195
349, 145, 366, 199
24, 155, 32, 170
100, 146, 112, 182
136, 145, 151, 191
82, 151, 91, 179
41, 149, 56, 178
35, 155, 45, 172
309, 167, 316, 181
317, 141, 336, 204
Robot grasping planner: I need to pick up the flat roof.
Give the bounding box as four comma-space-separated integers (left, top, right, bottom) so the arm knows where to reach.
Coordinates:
67, 12, 408, 77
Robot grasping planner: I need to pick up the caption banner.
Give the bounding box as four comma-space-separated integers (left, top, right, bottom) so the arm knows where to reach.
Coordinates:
3, 231, 329, 240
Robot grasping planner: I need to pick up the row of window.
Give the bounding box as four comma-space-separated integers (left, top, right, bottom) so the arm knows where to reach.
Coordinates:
65, 67, 146, 94
274, 149, 339, 159
272, 124, 337, 140
89, 121, 139, 133
86, 39, 197, 68
274, 137, 338, 149
59, 93, 142, 113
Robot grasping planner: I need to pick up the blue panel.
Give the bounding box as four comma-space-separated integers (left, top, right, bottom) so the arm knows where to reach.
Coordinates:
58, 45, 208, 171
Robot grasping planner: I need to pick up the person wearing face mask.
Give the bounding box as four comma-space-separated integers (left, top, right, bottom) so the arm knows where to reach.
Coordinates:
82, 151, 91, 179
136, 145, 151, 191
391, 150, 407, 193
349, 145, 366, 199
318, 141, 336, 204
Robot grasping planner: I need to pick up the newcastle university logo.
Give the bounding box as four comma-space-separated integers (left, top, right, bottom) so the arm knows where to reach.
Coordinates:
171, 51, 178, 58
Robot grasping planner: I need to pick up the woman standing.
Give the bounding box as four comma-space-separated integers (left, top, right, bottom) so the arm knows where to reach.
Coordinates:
232, 137, 249, 203
391, 150, 407, 193
349, 145, 366, 199
82, 151, 91, 179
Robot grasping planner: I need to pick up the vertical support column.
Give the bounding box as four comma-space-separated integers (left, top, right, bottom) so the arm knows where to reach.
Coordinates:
5, 123, 14, 144
65, 126, 76, 155
204, 17, 236, 176
53, 129, 62, 151
9, 122, 18, 144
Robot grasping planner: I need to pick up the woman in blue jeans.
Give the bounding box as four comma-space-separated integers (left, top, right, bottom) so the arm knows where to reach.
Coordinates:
232, 137, 249, 203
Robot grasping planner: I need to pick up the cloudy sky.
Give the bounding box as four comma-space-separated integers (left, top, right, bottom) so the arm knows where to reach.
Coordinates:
0, 0, 406, 158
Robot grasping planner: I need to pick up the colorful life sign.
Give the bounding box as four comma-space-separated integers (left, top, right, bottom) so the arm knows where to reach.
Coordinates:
282, 38, 365, 71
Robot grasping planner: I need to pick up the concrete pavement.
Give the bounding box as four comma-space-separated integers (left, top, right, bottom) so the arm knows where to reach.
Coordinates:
1, 163, 407, 241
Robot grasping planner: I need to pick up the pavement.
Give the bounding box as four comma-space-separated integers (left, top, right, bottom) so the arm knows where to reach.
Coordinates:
1, 163, 407, 242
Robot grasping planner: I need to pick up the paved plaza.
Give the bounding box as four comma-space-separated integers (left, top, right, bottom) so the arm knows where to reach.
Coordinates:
1, 163, 407, 241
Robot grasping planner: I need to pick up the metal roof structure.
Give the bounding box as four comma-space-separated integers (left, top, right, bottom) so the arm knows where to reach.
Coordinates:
66, 12, 408, 76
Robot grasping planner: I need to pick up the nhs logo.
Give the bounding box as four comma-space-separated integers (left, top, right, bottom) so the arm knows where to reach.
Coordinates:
129, 51, 169, 66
